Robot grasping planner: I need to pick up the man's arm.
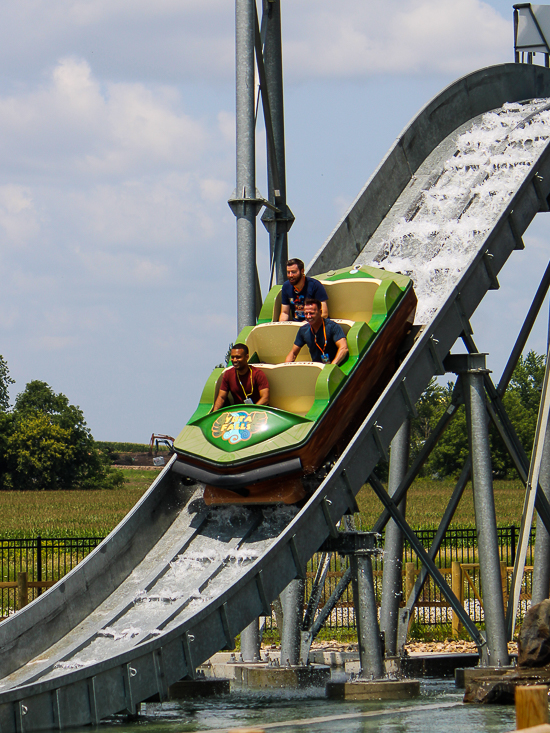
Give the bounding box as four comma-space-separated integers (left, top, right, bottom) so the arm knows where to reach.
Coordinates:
285, 344, 301, 363
257, 386, 269, 405
213, 388, 228, 411
279, 304, 291, 322
331, 338, 349, 366
321, 301, 328, 318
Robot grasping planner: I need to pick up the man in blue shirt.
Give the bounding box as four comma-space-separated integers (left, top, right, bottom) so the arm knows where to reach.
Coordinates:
279, 258, 328, 322
285, 299, 348, 366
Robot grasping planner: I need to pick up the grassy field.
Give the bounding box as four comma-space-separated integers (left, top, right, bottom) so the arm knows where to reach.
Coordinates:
0, 470, 156, 538
355, 478, 528, 529
0, 472, 531, 539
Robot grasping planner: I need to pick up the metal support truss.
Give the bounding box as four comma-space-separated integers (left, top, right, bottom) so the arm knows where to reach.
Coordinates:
231, 0, 294, 332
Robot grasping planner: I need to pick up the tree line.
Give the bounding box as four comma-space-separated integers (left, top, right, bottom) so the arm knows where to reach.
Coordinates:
0, 356, 123, 491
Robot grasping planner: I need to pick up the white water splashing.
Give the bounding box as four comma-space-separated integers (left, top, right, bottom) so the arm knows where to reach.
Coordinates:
97, 626, 141, 641
360, 100, 550, 325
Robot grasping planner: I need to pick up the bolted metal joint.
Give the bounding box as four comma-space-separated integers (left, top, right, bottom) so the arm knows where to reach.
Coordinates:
320, 531, 380, 557
444, 352, 491, 375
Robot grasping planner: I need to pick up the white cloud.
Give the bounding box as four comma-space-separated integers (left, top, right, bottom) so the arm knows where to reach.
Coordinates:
0, 0, 510, 87
283, 0, 509, 79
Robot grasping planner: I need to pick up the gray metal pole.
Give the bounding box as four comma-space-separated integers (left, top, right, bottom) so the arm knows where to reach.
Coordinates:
262, 0, 289, 285
532, 309, 550, 605
351, 553, 385, 679
532, 427, 550, 604
380, 419, 410, 657
280, 579, 304, 666
240, 618, 261, 661
235, 0, 257, 331
462, 355, 509, 666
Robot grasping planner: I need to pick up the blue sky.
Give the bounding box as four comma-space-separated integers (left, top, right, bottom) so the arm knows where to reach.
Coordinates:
0, 0, 547, 441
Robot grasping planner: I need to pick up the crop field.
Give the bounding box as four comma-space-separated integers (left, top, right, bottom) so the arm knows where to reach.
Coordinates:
0, 472, 530, 539
355, 478, 528, 529
0, 470, 155, 538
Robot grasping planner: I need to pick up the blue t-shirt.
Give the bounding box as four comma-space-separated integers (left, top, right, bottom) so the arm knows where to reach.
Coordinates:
281, 276, 328, 321
294, 318, 346, 363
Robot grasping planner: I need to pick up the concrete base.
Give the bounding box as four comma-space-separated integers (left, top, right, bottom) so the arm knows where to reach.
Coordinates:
456, 666, 515, 689
168, 679, 230, 699
326, 679, 421, 700
231, 665, 330, 689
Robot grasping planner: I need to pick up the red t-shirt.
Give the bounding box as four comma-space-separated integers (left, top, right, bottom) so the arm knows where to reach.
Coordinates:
220, 366, 269, 405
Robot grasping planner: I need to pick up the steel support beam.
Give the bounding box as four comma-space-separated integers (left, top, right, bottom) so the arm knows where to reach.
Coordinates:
280, 579, 304, 666
240, 618, 261, 661
380, 420, 409, 656
351, 552, 385, 679
448, 353, 509, 665
368, 474, 484, 647
235, 0, 258, 331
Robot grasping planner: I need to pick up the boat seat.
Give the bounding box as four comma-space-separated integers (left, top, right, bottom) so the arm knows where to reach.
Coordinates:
257, 362, 324, 415
260, 277, 382, 322
319, 278, 381, 323
245, 321, 352, 364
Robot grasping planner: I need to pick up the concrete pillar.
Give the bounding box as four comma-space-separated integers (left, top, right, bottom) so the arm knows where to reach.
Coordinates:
380, 420, 409, 656
280, 579, 304, 666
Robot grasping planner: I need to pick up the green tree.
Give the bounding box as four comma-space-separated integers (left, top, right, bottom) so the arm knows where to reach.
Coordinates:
4, 380, 124, 491
420, 350, 546, 479
0, 355, 14, 411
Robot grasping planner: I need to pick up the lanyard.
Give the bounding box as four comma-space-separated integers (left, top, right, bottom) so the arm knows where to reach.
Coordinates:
237, 367, 254, 399
311, 319, 328, 357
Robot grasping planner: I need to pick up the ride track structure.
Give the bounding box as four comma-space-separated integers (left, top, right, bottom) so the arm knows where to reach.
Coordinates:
2, 62, 550, 731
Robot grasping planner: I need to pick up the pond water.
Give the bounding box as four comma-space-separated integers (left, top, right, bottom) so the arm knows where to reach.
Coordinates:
89, 679, 516, 733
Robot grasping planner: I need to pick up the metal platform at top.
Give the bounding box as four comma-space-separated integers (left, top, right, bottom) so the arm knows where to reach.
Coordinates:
2, 62, 550, 732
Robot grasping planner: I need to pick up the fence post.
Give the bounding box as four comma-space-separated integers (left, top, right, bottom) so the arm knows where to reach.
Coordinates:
452, 562, 463, 637
36, 535, 42, 596
405, 563, 416, 630
17, 572, 28, 610
515, 685, 549, 730
500, 561, 508, 610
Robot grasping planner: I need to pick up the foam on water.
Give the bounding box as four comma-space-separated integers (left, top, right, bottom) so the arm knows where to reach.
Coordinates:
358, 100, 550, 325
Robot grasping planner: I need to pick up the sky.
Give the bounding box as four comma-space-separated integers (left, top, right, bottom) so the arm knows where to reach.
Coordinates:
0, 0, 548, 442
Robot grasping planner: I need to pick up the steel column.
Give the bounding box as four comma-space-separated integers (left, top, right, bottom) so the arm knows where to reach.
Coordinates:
454, 354, 509, 665
259, 0, 292, 285
235, 0, 257, 331
240, 618, 261, 661
380, 420, 410, 656
280, 579, 304, 665
532, 424, 550, 604
351, 552, 385, 679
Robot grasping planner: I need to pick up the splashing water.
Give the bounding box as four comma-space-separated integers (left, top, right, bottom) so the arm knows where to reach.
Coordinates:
359, 100, 550, 326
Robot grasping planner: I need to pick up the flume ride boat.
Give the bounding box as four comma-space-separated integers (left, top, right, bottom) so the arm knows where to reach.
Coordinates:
173, 265, 417, 505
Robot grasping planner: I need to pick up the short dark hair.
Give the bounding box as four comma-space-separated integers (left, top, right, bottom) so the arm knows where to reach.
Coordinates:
287, 258, 305, 272
304, 298, 321, 311
231, 342, 249, 355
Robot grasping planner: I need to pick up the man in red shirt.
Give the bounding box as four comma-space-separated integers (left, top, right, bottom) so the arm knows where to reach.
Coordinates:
213, 343, 270, 410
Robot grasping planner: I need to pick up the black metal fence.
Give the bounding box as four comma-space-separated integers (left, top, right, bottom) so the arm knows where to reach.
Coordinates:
0, 527, 536, 632
0, 537, 104, 620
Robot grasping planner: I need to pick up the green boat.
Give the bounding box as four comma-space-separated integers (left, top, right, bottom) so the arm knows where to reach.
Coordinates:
173, 264, 417, 505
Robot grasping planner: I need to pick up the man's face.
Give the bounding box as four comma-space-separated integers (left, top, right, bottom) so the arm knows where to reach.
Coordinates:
304, 304, 321, 324
286, 264, 304, 285
231, 348, 248, 371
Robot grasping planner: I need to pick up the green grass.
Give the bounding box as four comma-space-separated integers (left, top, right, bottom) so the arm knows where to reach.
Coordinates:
94, 441, 171, 453
0, 469, 156, 538
0, 476, 530, 539
355, 478, 528, 530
